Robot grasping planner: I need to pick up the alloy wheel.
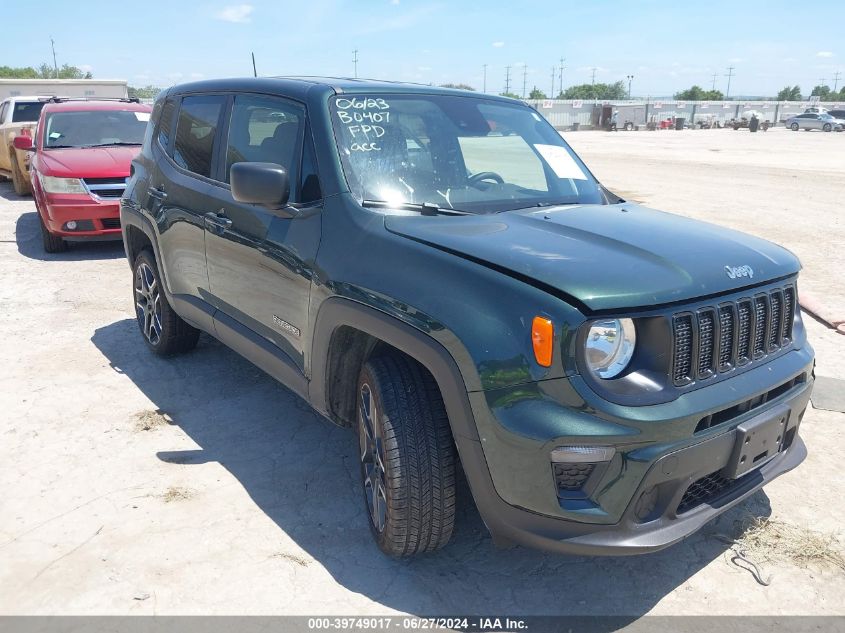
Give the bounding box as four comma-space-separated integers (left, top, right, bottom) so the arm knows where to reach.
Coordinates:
359, 382, 387, 533
135, 262, 163, 346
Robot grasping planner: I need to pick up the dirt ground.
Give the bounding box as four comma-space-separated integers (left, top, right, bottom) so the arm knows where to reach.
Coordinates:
0, 127, 843, 617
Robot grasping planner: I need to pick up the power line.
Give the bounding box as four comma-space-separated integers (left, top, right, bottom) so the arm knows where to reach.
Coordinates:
352, 49, 358, 78
504, 65, 511, 95
725, 66, 735, 98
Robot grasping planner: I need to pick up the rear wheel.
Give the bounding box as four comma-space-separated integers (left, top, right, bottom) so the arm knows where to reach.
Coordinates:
133, 249, 200, 356
39, 213, 66, 253
356, 353, 456, 557
823, 123, 832, 132
10, 152, 29, 195
790, 123, 799, 131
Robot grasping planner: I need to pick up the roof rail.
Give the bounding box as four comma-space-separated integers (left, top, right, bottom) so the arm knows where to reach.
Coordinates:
45, 96, 141, 104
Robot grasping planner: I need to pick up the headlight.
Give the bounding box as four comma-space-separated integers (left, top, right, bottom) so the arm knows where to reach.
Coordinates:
584, 318, 636, 379
39, 175, 87, 195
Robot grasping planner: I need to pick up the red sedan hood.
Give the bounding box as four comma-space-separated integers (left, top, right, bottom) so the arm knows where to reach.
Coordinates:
38, 146, 141, 179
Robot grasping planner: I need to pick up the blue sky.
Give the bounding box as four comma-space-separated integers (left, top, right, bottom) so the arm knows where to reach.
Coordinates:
3, 0, 842, 97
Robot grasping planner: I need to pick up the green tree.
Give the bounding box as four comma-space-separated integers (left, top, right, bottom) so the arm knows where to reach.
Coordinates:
499, 91, 522, 99
561, 80, 626, 100
810, 84, 831, 99
528, 86, 547, 99
439, 83, 475, 91
674, 85, 724, 100
0, 63, 91, 79
776, 85, 802, 101
127, 85, 162, 99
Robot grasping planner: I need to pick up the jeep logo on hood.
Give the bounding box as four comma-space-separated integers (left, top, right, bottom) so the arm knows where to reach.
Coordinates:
725, 265, 754, 279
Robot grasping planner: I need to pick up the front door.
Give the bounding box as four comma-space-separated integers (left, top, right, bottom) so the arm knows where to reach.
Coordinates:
204, 93, 322, 371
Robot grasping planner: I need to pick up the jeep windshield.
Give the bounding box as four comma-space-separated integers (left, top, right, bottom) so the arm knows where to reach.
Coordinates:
42, 110, 148, 149
330, 94, 604, 214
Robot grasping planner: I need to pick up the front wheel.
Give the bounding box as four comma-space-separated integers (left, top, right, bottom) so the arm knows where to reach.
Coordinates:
39, 213, 66, 253
823, 123, 832, 132
356, 354, 456, 557
133, 249, 200, 356
790, 123, 799, 131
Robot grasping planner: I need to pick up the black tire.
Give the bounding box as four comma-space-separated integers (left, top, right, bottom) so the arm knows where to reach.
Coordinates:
823, 123, 832, 132
790, 123, 799, 131
133, 249, 200, 356
10, 152, 30, 196
624, 122, 634, 131
39, 213, 66, 253
356, 353, 456, 557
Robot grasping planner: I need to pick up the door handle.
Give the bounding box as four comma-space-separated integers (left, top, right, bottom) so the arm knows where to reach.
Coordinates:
147, 186, 167, 200
204, 210, 233, 232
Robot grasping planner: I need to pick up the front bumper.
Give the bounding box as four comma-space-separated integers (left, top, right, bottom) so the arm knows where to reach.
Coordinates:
459, 349, 813, 555
40, 192, 121, 237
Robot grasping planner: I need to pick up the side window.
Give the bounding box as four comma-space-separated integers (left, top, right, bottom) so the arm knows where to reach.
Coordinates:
173, 95, 225, 178
299, 129, 322, 203
0, 102, 7, 124
224, 94, 304, 186
157, 98, 176, 150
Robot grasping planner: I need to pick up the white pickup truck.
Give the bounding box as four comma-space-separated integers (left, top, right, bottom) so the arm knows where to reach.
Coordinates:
0, 96, 49, 195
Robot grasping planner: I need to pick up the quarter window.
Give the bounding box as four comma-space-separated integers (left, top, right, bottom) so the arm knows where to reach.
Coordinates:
157, 98, 177, 150
224, 94, 303, 186
173, 95, 225, 178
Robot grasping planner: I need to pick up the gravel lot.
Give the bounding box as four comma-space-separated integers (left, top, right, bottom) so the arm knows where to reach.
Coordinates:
0, 127, 843, 617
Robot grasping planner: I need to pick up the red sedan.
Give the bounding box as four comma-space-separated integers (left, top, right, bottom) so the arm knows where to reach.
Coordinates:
17, 98, 152, 252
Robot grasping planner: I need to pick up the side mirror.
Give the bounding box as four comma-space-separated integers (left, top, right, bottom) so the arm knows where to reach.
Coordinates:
230, 162, 290, 209
13, 135, 34, 151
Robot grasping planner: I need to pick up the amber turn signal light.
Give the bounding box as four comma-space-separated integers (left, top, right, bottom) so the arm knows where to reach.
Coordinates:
532, 316, 554, 367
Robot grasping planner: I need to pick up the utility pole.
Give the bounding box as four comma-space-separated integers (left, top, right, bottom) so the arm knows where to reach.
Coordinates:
482, 64, 488, 93
551, 67, 555, 98
626, 74, 634, 99
590, 67, 597, 101
251, 52, 257, 77
504, 65, 511, 95
711, 72, 718, 91
352, 49, 358, 78
522, 64, 528, 99
834, 71, 842, 93
50, 37, 58, 78
725, 66, 735, 99
818, 77, 827, 87
559, 57, 565, 96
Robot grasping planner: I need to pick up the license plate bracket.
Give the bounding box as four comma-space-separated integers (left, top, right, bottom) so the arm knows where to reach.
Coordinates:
723, 404, 789, 479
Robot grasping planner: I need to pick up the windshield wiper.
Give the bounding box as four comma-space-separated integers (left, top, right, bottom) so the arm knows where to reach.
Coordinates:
44, 145, 79, 149
84, 142, 142, 148
503, 201, 581, 212
362, 200, 470, 216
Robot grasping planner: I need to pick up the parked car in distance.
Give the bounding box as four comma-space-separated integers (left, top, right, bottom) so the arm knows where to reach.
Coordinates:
827, 109, 845, 120
785, 112, 844, 132
0, 95, 50, 194
122, 78, 814, 557
21, 98, 151, 252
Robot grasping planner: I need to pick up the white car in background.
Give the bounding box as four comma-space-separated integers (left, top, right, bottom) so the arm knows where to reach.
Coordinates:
785, 112, 844, 132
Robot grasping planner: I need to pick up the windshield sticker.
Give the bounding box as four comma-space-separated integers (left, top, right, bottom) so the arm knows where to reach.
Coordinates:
534, 144, 588, 180
49, 131, 61, 139
134, 112, 151, 122
336, 98, 391, 152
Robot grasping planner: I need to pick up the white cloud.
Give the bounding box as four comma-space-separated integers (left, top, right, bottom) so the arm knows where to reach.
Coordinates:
492, 41, 505, 48
79, 64, 93, 72
215, 4, 254, 23
390, 0, 400, 4
168, 72, 184, 80
190, 72, 205, 79
816, 51, 834, 57
417, 66, 431, 71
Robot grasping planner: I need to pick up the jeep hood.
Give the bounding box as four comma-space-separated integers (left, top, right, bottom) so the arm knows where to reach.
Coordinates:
384, 204, 800, 313
38, 146, 140, 179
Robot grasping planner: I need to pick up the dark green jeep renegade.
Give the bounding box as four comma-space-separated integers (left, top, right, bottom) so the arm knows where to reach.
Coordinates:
121, 78, 814, 557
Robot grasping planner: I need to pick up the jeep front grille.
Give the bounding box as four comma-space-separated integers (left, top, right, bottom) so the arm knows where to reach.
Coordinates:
671, 285, 795, 386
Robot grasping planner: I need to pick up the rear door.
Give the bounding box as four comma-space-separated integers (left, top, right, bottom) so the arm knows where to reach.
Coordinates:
150, 94, 227, 311
203, 92, 322, 370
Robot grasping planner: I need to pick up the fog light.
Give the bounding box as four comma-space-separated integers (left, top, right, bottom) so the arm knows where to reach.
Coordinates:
65, 220, 78, 230
550, 446, 615, 463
